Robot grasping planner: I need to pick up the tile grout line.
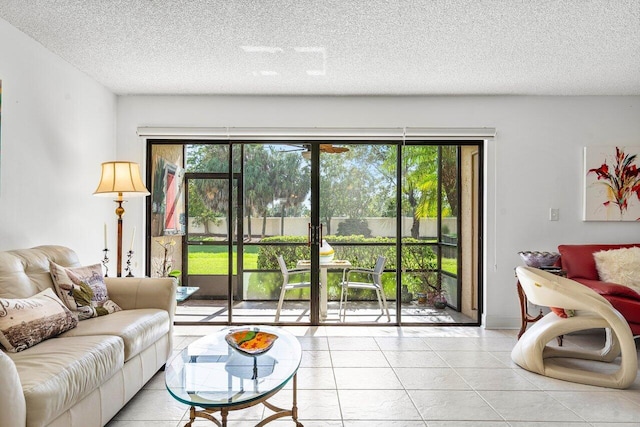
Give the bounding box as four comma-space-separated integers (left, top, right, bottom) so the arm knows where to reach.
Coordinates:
327, 337, 346, 425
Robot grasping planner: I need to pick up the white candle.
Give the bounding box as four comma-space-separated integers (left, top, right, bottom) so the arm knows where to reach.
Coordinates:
104, 223, 107, 249
130, 227, 136, 252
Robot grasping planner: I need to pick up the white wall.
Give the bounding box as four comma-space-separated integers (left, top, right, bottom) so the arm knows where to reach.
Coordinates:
0, 17, 117, 263
117, 95, 640, 328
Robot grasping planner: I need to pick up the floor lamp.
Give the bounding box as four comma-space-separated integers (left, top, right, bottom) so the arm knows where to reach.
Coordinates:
94, 161, 150, 277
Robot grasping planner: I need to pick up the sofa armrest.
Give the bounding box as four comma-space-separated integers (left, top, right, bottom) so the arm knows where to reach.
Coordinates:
0, 351, 26, 427
105, 277, 177, 320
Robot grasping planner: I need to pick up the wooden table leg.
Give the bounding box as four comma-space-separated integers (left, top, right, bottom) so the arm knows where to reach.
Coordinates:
517, 279, 563, 346
221, 408, 228, 427
517, 280, 543, 339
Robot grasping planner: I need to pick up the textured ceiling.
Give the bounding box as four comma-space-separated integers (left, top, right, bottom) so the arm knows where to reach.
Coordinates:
1, 0, 639, 95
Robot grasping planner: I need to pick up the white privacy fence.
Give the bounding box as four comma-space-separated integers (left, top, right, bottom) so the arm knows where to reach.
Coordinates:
188, 216, 458, 238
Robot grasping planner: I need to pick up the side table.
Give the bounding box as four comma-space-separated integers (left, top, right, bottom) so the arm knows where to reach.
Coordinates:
176, 286, 200, 302
516, 268, 566, 345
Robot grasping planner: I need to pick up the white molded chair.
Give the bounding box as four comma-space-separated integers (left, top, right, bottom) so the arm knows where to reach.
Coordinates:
513, 266, 638, 389
339, 256, 390, 322
274, 255, 311, 322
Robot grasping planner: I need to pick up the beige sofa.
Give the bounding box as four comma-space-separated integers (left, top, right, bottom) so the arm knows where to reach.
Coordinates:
0, 246, 176, 427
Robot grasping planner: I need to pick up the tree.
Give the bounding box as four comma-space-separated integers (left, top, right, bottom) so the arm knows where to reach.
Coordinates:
440, 146, 459, 217
319, 154, 349, 235
243, 145, 273, 239
188, 182, 221, 234
375, 145, 458, 239
243, 145, 311, 238
186, 145, 232, 238
270, 149, 310, 236
318, 146, 387, 235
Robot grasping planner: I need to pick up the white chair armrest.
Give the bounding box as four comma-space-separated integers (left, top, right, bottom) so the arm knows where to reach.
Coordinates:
345, 268, 374, 281
348, 268, 374, 274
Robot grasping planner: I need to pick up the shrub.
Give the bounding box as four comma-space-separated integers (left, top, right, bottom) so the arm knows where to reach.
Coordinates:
256, 236, 309, 269
337, 218, 372, 237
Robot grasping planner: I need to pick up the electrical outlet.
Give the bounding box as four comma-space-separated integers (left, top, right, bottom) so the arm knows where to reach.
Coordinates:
549, 208, 560, 221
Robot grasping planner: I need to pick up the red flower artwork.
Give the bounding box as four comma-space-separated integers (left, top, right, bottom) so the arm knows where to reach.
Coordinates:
587, 147, 640, 220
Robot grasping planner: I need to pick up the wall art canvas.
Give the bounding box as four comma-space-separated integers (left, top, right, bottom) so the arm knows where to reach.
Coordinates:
583, 146, 640, 221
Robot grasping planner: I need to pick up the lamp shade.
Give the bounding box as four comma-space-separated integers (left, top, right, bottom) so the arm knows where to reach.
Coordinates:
93, 161, 150, 197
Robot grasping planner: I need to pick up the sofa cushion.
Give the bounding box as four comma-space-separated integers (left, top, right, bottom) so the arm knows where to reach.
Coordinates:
49, 262, 122, 320
8, 335, 124, 427
58, 308, 170, 361
558, 244, 640, 280
594, 247, 640, 292
574, 278, 640, 300
603, 295, 640, 326
0, 288, 78, 352
0, 246, 81, 300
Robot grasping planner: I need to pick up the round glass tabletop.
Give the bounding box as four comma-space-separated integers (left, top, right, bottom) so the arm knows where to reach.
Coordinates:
165, 326, 302, 409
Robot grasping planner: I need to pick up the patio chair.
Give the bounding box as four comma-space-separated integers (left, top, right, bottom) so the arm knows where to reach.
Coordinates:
339, 256, 390, 322
274, 255, 311, 322
513, 266, 638, 389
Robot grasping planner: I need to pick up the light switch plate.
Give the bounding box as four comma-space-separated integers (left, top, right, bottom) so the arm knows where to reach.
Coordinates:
549, 208, 560, 221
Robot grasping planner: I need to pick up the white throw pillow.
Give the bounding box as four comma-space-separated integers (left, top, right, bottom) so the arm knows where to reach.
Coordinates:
594, 247, 640, 291
0, 288, 78, 352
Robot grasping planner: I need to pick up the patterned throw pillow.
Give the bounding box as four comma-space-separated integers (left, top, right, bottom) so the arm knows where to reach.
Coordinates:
49, 262, 122, 320
0, 288, 78, 352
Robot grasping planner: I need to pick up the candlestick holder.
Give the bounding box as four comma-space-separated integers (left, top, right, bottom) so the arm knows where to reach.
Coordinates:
102, 248, 110, 277
125, 250, 134, 277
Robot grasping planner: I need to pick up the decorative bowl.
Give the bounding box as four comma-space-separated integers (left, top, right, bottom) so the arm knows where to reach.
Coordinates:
225, 329, 278, 355
518, 251, 560, 268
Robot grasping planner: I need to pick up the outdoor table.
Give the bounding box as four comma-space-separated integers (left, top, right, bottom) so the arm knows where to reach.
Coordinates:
296, 259, 351, 320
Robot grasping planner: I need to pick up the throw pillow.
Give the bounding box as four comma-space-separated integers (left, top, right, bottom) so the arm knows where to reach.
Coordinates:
550, 307, 575, 318
0, 288, 78, 352
593, 247, 640, 293
49, 262, 122, 320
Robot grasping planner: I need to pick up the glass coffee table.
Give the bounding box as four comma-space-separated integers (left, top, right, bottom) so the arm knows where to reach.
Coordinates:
165, 326, 303, 427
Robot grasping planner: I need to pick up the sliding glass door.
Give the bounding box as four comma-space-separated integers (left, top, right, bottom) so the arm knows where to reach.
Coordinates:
147, 138, 482, 326
318, 143, 398, 323
242, 143, 313, 324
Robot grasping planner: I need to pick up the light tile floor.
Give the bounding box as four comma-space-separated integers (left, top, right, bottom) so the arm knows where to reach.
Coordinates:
107, 326, 640, 427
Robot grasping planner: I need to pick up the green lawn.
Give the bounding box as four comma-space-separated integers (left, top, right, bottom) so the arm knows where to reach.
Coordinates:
188, 245, 258, 274
441, 258, 457, 274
